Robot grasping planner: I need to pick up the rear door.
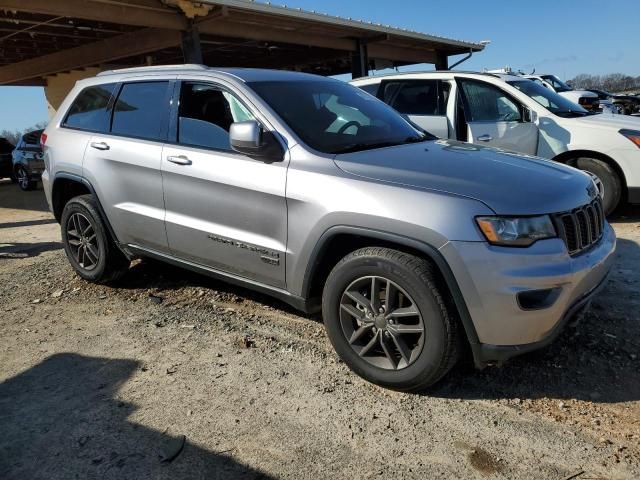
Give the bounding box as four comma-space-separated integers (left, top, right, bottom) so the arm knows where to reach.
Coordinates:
378, 79, 451, 138
161, 80, 288, 288
457, 78, 539, 155
82, 80, 173, 253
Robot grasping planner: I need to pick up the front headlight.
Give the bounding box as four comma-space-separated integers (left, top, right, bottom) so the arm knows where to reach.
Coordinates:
476, 215, 556, 247
620, 129, 640, 148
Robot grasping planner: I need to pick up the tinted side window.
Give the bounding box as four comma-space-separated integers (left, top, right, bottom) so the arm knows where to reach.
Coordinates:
63, 83, 117, 132
459, 80, 521, 122
358, 83, 380, 96
178, 82, 255, 151
111, 82, 171, 141
382, 80, 450, 116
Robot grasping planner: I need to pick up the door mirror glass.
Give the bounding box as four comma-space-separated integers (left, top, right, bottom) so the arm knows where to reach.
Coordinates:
230, 121, 284, 163
522, 107, 537, 123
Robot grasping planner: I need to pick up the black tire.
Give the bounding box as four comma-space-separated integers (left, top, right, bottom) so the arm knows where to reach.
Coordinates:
15, 165, 36, 191
322, 247, 459, 392
9, 172, 17, 183
60, 194, 129, 283
575, 157, 621, 215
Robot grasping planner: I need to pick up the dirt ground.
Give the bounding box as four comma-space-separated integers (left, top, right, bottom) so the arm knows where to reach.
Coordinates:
1, 178, 639, 480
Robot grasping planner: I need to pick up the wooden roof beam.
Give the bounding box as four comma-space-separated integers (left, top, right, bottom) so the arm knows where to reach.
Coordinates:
0, 0, 187, 30
0, 27, 181, 84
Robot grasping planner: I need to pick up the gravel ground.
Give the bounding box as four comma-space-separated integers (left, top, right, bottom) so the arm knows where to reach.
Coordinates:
0, 180, 639, 479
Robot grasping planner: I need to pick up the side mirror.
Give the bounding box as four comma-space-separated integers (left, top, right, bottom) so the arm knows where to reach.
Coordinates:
523, 107, 537, 123
229, 120, 284, 163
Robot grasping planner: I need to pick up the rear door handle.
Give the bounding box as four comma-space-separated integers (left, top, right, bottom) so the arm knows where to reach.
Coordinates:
90, 141, 110, 150
167, 155, 192, 166
476, 134, 493, 142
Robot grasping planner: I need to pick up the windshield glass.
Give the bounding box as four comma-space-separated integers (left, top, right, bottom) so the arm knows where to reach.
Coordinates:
507, 80, 589, 117
247, 80, 430, 154
541, 75, 572, 92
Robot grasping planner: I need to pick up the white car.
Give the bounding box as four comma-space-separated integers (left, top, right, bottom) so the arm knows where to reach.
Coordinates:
351, 71, 640, 214
521, 74, 604, 111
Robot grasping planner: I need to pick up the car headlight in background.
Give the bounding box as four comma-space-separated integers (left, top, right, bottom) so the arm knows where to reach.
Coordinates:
476, 215, 556, 247
620, 129, 640, 148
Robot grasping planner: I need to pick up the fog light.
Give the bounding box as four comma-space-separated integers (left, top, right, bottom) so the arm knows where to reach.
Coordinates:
517, 288, 561, 310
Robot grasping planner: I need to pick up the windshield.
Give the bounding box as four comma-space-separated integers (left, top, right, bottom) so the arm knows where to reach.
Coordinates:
247, 80, 430, 154
507, 80, 590, 117
541, 75, 572, 92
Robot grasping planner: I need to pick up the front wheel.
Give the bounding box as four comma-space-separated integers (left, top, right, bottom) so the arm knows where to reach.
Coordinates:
575, 157, 621, 215
15, 165, 36, 191
322, 247, 460, 392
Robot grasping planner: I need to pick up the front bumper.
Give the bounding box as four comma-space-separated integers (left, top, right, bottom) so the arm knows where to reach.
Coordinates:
440, 223, 616, 362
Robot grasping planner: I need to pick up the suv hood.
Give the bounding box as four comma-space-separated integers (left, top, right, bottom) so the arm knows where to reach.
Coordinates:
334, 140, 596, 215
574, 112, 640, 130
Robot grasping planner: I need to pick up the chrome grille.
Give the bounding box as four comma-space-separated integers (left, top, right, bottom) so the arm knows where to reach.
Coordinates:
554, 198, 605, 255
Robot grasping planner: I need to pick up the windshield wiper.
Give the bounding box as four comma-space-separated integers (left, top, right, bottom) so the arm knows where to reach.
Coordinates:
555, 110, 588, 118
332, 136, 430, 154
332, 141, 401, 154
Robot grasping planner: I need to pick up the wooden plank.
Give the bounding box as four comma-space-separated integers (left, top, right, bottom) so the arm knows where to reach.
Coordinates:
0, 0, 186, 30
198, 20, 356, 52
0, 27, 181, 84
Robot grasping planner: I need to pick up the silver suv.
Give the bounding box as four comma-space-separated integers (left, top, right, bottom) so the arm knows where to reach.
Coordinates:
42, 65, 616, 391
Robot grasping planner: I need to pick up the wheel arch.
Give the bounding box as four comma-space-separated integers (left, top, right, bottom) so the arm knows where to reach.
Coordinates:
553, 149, 628, 194
52, 172, 121, 246
301, 226, 481, 351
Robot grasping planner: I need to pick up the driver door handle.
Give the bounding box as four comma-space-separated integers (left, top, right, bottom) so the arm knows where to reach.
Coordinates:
167, 155, 192, 166
477, 134, 493, 142
90, 141, 110, 151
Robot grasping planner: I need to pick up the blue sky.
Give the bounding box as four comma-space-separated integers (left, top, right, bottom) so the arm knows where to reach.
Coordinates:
1, 0, 638, 132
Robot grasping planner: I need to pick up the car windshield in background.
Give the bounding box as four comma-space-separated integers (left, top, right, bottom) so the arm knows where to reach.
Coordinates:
541, 75, 573, 93
508, 80, 590, 117
247, 80, 430, 154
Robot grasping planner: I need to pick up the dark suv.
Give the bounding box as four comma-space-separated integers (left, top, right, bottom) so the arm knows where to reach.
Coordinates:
12, 129, 45, 190
0, 137, 15, 182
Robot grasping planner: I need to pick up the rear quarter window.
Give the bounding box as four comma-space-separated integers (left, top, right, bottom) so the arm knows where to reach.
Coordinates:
111, 81, 171, 142
63, 83, 117, 132
358, 83, 380, 97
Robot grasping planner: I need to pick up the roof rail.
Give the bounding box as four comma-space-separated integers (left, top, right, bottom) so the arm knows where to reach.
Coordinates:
351, 70, 500, 82
97, 64, 209, 76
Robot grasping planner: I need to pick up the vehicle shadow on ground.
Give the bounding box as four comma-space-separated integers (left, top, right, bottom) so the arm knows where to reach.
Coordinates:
609, 203, 640, 223
0, 353, 275, 480
0, 241, 63, 258
0, 180, 49, 212
116, 258, 317, 320
0, 218, 57, 229
431, 237, 640, 404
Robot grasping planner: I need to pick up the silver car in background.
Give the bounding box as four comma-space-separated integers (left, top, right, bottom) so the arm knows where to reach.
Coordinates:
41, 66, 615, 391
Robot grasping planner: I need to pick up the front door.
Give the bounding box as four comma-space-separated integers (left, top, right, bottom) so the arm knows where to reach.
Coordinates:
457, 79, 539, 155
161, 81, 288, 288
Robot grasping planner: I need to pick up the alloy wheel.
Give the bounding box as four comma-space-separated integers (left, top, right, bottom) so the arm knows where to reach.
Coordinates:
339, 276, 425, 370
17, 166, 29, 190
66, 212, 99, 270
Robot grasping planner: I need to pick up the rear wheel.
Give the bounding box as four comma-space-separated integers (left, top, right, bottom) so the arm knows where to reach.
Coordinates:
322, 247, 459, 392
15, 165, 36, 191
61, 195, 129, 283
575, 157, 621, 215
